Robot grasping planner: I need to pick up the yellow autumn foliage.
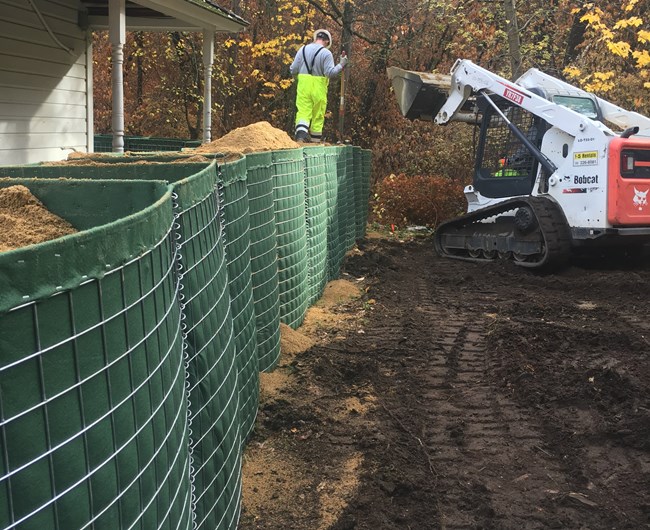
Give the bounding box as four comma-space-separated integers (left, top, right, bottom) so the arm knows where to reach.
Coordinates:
570, 1, 649, 110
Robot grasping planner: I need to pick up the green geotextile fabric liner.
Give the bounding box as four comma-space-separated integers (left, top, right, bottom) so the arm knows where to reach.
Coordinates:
323, 147, 341, 281
334, 147, 350, 271
271, 149, 309, 329
344, 146, 357, 249
0, 163, 244, 529
245, 152, 281, 372
218, 158, 259, 443
361, 149, 373, 235
0, 179, 192, 530
93, 135, 202, 153
0, 162, 212, 182
353, 147, 366, 239
303, 146, 328, 305
0, 179, 172, 312
171, 163, 242, 530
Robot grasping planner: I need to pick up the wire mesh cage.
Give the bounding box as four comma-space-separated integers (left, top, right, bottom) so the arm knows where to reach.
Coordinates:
245, 152, 282, 373
218, 158, 259, 444
323, 146, 341, 282
0, 179, 192, 530
271, 149, 309, 330
303, 146, 328, 305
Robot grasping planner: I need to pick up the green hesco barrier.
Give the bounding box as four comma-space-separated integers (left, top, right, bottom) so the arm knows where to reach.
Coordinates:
0, 161, 244, 530
94, 135, 201, 153
271, 149, 309, 329
361, 149, 373, 235
142, 163, 242, 530
218, 158, 259, 443
353, 146, 366, 239
0, 161, 212, 182
323, 147, 341, 281
344, 146, 357, 249
334, 146, 349, 272
303, 146, 328, 305
245, 153, 281, 372
0, 179, 192, 530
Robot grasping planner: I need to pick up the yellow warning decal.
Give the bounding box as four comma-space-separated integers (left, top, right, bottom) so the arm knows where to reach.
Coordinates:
573, 151, 598, 166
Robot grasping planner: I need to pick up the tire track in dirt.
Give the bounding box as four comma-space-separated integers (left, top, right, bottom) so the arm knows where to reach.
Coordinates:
395, 259, 580, 529
241, 238, 650, 529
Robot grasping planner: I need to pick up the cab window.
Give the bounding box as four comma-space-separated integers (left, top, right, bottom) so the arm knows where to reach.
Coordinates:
552, 95, 599, 120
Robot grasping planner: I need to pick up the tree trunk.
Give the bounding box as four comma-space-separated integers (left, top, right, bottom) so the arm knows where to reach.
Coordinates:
503, 0, 522, 79
564, 7, 587, 66
338, 0, 354, 140
134, 32, 144, 106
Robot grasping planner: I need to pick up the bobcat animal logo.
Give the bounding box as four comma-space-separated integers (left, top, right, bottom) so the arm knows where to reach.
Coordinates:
633, 187, 648, 210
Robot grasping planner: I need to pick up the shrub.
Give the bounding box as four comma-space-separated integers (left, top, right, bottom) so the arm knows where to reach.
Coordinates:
370, 121, 476, 185
371, 174, 467, 228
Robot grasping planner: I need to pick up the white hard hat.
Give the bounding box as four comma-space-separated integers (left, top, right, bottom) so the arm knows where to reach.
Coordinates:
313, 29, 332, 49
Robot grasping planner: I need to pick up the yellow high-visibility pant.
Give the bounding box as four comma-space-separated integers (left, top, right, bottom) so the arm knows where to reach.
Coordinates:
295, 74, 330, 137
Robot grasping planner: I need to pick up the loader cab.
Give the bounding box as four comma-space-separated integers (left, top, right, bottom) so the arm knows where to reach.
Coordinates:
473, 93, 549, 199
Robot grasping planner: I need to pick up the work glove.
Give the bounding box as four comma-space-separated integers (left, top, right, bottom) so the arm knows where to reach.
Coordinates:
339, 53, 348, 68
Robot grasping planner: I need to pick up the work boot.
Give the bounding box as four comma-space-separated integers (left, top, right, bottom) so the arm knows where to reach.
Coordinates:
295, 130, 310, 142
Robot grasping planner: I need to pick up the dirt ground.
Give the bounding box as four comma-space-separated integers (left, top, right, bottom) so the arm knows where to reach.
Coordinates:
239, 231, 650, 530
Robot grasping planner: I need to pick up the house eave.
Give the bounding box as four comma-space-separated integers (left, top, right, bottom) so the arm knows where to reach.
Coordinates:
82, 0, 248, 32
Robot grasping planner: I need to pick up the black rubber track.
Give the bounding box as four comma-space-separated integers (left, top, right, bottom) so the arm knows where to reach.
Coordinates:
434, 196, 573, 270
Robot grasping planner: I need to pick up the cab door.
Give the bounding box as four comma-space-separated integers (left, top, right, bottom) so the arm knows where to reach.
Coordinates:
607, 137, 650, 226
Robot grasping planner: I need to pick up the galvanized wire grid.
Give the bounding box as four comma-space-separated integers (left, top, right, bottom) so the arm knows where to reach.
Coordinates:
218, 175, 259, 444
0, 224, 191, 530
271, 152, 309, 330
335, 148, 350, 272
344, 147, 357, 249
324, 147, 341, 281
303, 148, 329, 305
0, 147, 373, 530
175, 190, 242, 530
245, 155, 282, 372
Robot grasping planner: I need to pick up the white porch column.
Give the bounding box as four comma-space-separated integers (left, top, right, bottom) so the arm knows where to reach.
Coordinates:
202, 30, 215, 144
109, 0, 126, 153
86, 30, 94, 153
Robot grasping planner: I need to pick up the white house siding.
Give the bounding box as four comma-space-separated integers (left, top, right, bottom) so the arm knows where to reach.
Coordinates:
0, 0, 89, 165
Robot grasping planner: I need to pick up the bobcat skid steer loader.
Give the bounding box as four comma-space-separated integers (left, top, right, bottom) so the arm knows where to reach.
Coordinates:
388, 60, 650, 269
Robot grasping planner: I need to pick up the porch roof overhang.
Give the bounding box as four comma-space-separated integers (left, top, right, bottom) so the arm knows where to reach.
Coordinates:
81, 0, 248, 32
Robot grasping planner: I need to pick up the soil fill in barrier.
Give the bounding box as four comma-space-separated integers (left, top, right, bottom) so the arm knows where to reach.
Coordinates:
245, 153, 281, 372
303, 146, 328, 305
271, 149, 309, 329
218, 158, 259, 443
160, 163, 242, 530
324, 147, 341, 281
0, 178, 192, 530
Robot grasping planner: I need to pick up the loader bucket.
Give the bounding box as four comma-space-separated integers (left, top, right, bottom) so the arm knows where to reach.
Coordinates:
387, 66, 452, 121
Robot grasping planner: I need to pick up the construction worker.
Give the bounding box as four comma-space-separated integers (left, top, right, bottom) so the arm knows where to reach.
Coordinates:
290, 29, 348, 142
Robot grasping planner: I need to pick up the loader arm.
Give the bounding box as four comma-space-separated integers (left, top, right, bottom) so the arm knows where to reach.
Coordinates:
435, 59, 612, 142
516, 68, 650, 134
